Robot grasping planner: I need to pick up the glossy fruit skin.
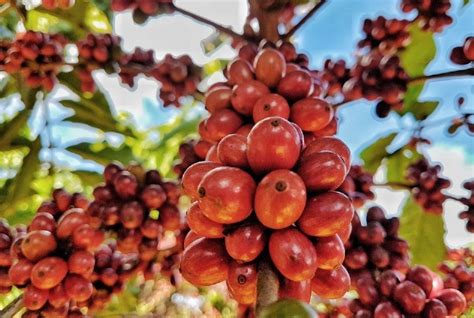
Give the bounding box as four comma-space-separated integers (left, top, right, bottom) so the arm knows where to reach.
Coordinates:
205, 109, 243, 142
187, 202, 224, 238
393, 281, 426, 314
373, 301, 402, 318
255, 169, 306, 229
310, 265, 350, 299
269, 227, 318, 281
301, 137, 351, 171
30, 257, 68, 289
231, 80, 270, 116
313, 116, 338, 137
227, 58, 254, 86
247, 117, 301, 175
225, 224, 266, 262
205, 86, 232, 113
198, 167, 256, 224
48, 283, 70, 308
68, 250, 95, 276
183, 231, 202, 249
180, 238, 230, 286
423, 299, 448, 318
227, 261, 257, 305
29, 212, 56, 233
182, 161, 221, 201
21, 230, 57, 261
254, 48, 286, 88
216, 134, 249, 168
314, 234, 345, 270
8, 258, 34, 286
435, 288, 467, 316
56, 208, 89, 239
23, 285, 49, 310
120, 201, 144, 229
298, 191, 354, 237
279, 278, 312, 303
205, 144, 221, 163
253, 94, 290, 123
113, 170, 138, 199
64, 274, 93, 302
290, 98, 333, 132
277, 70, 313, 101
296, 151, 347, 192
140, 184, 167, 209
406, 265, 433, 296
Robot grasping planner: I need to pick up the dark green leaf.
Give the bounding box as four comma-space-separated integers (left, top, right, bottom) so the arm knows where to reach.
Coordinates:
398, 83, 439, 120
386, 147, 423, 184
360, 132, 397, 174
399, 196, 446, 270
400, 24, 436, 77
74, 170, 104, 186
463, 0, 470, 6
259, 299, 317, 318
0, 109, 31, 150
67, 142, 135, 166
0, 138, 41, 218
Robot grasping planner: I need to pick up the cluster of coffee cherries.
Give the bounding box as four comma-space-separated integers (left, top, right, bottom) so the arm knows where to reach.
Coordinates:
150, 54, 202, 107
118, 47, 155, 88
76, 33, 122, 93
450, 36, 474, 65
173, 140, 201, 178
111, 0, 174, 24
439, 248, 474, 305
86, 163, 182, 257
342, 52, 409, 118
179, 42, 355, 306
0, 219, 23, 294
350, 265, 467, 317
400, 0, 452, 32
407, 158, 451, 214
458, 179, 474, 233
345, 207, 410, 281
7, 189, 107, 317
41, 0, 75, 10
358, 17, 411, 54
0, 31, 65, 91
318, 59, 351, 98
338, 165, 375, 208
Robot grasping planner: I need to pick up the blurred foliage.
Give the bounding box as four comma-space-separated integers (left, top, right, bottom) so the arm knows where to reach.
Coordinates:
259, 299, 317, 318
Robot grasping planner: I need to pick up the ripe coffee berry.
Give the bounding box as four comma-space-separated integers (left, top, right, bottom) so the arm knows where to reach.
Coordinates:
401, 0, 452, 32
438, 248, 474, 304
338, 165, 375, 208
41, 0, 74, 9
458, 179, 474, 232
111, 0, 174, 23
358, 17, 411, 54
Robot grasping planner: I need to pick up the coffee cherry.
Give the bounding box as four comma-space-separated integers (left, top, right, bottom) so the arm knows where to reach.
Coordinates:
23, 285, 49, 310
255, 169, 306, 229
254, 48, 286, 88
56, 208, 89, 239
181, 238, 230, 286
301, 137, 351, 171
227, 59, 254, 86
253, 94, 290, 123
29, 212, 56, 233
435, 288, 467, 316
120, 201, 144, 229
290, 98, 334, 132
297, 151, 347, 192
393, 281, 426, 314
8, 259, 34, 286
216, 134, 249, 168
298, 191, 353, 237
64, 274, 93, 302
48, 283, 70, 308
30, 257, 68, 289
277, 70, 313, 100
21, 230, 57, 261
423, 299, 448, 318
187, 202, 224, 238
279, 278, 311, 303
373, 301, 402, 318
311, 266, 351, 299
205, 109, 244, 142
269, 227, 318, 281
247, 117, 301, 175
314, 235, 345, 270
68, 250, 95, 276
182, 161, 221, 201
113, 170, 138, 199
231, 80, 270, 116
198, 167, 256, 224
225, 224, 266, 262
406, 265, 433, 296
205, 86, 233, 113
227, 261, 257, 305
464, 37, 474, 60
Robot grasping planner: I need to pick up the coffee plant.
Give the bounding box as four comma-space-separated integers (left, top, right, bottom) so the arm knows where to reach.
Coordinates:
0, 0, 473, 316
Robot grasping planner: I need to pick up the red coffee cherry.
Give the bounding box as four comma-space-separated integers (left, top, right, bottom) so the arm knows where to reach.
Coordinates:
225, 224, 266, 262
311, 265, 351, 299
253, 48, 286, 88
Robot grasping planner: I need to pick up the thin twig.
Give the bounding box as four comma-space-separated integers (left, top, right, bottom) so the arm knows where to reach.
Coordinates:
172, 4, 251, 43
282, 0, 327, 39
373, 182, 413, 189
0, 296, 23, 318
409, 67, 474, 84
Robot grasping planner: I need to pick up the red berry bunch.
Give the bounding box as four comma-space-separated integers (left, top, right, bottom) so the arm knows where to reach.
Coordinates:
400, 0, 453, 32
342, 52, 409, 118
173, 140, 201, 178
41, 0, 75, 10
319, 59, 351, 97
118, 47, 155, 88
76, 33, 122, 93
1, 31, 65, 91
0, 219, 24, 294
110, 0, 174, 21
407, 158, 451, 214
151, 54, 202, 107
344, 207, 410, 279
180, 44, 355, 306
439, 248, 474, 304
458, 179, 474, 232
350, 266, 467, 317
450, 36, 474, 65
86, 163, 182, 256
338, 165, 375, 208
358, 17, 411, 54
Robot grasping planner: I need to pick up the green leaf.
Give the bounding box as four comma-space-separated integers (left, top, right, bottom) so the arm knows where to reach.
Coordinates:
201, 32, 228, 54
0, 138, 41, 218
84, 3, 112, 33
0, 76, 17, 98
259, 299, 317, 318
74, 170, 103, 186
463, 0, 470, 6
67, 142, 135, 166
399, 196, 446, 270
386, 147, 423, 184
360, 132, 397, 174
0, 109, 31, 150
202, 59, 230, 78
400, 24, 436, 78
397, 83, 439, 120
